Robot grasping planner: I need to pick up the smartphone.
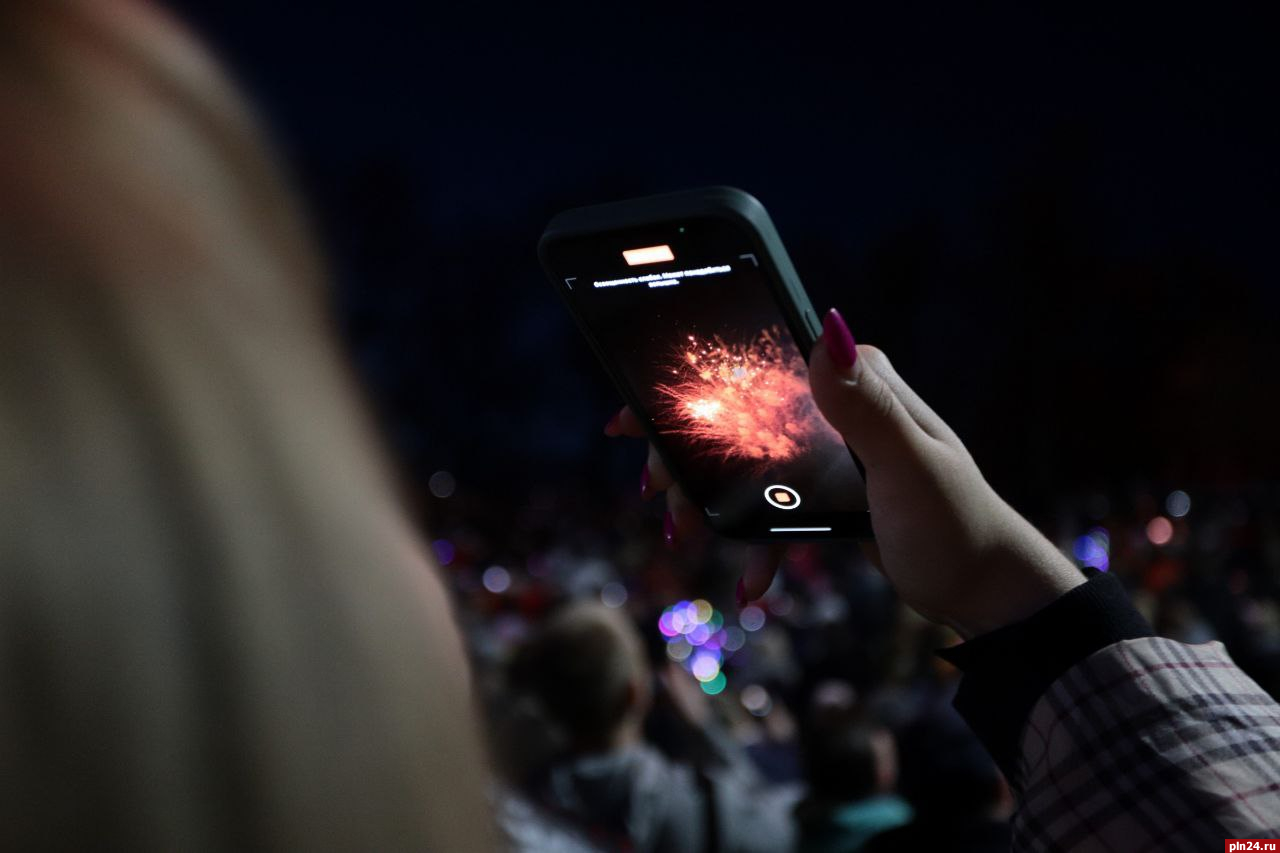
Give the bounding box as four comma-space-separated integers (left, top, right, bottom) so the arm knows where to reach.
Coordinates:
539, 187, 872, 541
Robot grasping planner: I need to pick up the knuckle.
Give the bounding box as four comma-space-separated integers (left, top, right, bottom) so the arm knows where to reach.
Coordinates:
859, 345, 891, 372
863, 373, 898, 422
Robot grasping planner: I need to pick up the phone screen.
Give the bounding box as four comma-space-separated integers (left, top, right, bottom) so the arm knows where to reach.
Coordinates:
545, 215, 869, 538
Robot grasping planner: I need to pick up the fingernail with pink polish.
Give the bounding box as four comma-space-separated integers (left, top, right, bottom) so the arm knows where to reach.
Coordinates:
640, 465, 651, 498
663, 511, 675, 548
823, 308, 858, 370
735, 578, 747, 609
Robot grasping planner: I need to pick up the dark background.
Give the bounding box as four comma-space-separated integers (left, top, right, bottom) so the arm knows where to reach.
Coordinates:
168, 1, 1279, 517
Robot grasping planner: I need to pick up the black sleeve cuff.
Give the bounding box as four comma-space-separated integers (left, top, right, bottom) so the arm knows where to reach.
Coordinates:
936, 569, 1153, 786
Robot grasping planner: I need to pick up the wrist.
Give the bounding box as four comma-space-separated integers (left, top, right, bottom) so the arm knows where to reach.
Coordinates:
949, 555, 1087, 641
937, 569, 1154, 783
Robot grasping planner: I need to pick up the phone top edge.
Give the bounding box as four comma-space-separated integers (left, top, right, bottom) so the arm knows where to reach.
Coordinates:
539, 186, 767, 246
538, 186, 818, 343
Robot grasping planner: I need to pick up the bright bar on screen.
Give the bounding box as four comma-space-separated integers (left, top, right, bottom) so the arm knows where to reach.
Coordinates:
623, 245, 675, 266
770, 527, 833, 533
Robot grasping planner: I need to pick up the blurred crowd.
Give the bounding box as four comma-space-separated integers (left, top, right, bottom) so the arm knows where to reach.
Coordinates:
423, 476, 1280, 851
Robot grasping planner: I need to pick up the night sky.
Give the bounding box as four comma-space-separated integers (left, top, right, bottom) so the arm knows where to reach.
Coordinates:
168, 1, 1279, 514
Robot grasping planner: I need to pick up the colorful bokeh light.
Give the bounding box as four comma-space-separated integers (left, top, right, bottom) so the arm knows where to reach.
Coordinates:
1073, 527, 1110, 572
600, 582, 628, 608
666, 638, 692, 662
722, 627, 746, 652
740, 684, 772, 717
657, 598, 740, 691
700, 672, 727, 695
693, 599, 714, 623
1166, 490, 1191, 518
740, 606, 766, 632
691, 652, 720, 682
482, 566, 511, 593
1147, 516, 1174, 546
431, 539, 456, 567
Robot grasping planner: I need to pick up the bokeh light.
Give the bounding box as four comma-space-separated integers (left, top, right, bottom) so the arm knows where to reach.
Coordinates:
700, 672, 727, 695
428, 470, 457, 499
666, 638, 692, 662
740, 684, 772, 717
688, 623, 712, 646
1073, 527, 1110, 572
722, 627, 746, 652
1147, 516, 1174, 546
691, 652, 721, 682
482, 566, 511, 593
740, 606, 766, 632
432, 539, 456, 567
600, 581, 628, 608
658, 611, 678, 638
657, 599, 740, 690
1166, 490, 1191, 518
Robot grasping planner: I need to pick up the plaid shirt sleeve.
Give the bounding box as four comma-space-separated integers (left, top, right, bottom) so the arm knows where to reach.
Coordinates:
939, 571, 1280, 851
1013, 637, 1280, 851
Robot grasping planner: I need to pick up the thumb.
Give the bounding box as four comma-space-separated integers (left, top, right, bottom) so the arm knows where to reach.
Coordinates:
808, 309, 925, 468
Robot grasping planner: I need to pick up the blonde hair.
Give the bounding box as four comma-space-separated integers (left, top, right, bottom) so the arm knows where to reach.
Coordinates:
0, 1, 493, 848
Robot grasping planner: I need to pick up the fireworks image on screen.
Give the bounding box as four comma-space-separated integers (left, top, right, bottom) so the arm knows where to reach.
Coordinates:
655, 327, 839, 468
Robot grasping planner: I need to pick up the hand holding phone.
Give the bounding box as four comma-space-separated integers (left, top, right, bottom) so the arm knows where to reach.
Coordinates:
614, 305, 1087, 638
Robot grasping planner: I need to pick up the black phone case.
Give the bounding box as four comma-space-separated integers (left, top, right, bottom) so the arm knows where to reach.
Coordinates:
539, 187, 873, 540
